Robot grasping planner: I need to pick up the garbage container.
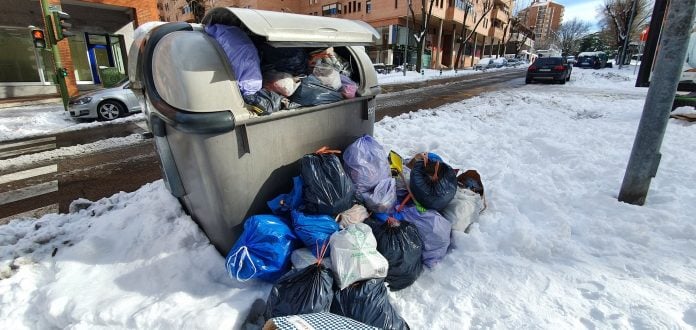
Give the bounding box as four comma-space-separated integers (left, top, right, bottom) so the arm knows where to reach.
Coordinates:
129, 8, 381, 255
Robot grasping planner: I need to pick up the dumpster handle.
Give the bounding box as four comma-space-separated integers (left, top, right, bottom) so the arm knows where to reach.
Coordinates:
140, 22, 236, 135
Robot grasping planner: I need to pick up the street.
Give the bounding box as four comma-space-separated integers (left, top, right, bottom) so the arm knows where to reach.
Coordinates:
0, 70, 525, 222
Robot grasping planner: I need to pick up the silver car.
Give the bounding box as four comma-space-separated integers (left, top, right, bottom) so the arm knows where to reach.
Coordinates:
68, 80, 142, 121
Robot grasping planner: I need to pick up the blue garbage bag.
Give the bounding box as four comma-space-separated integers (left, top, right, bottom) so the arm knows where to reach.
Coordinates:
205, 24, 262, 95
268, 176, 304, 215
401, 206, 451, 268
344, 135, 392, 194
292, 210, 340, 257
225, 215, 297, 282
290, 75, 344, 107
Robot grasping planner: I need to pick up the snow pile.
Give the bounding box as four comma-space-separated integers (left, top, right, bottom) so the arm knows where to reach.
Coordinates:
377, 66, 521, 86
1, 66, 695, 329
0, 103, 144, 142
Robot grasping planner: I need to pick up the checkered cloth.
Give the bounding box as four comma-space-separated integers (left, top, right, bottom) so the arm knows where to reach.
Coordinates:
264, 312, 378, 330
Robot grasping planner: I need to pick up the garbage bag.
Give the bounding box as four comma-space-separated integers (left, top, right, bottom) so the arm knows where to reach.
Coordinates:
263, 70, 300, 97
313, 62, 342, 90
265, 263, 334, 319
409, 158, 457, 211
243, 88, 283, 115
362, 178, 397, 213
291, 247, 333, 270
329, 223, 389, 289
340, 75, 358, 99
292, 210, 340, 257
301, 151, 355, 215
308, 47, 352, 76
264, 312, 378, 330
290, 75, 344, 107
267, 176, 304, 216
364, 218, 423, 291
205, 24, 262, 95
337, 204, 369, 229
259, 44, 308, 76
331, 278, 410, 330
441, 188, 482, 232
225, 215, 297, 282
401, 206, 451, 268
344, 135, 392, 194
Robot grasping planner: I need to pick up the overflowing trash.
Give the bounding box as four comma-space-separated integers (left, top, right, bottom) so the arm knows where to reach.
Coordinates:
225, 135, 485, 328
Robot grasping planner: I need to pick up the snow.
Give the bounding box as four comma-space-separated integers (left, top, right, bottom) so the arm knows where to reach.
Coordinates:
2, 66, 696, 329
0, 103, 144, 142
377, 66, 519, 86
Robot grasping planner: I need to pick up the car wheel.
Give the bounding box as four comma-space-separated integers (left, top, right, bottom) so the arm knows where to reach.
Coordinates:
566, 74, 570, 81
97, 100, 124, 121
560, 78, 566, 85
525, 78, 532, 84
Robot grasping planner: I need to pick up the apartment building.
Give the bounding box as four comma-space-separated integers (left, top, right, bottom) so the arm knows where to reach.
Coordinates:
2, 0, 158, 99
156, 0, 514, 69
517, 0, 563, 48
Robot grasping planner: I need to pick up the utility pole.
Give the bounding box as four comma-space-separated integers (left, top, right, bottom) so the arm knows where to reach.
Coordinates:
40, 0, 71, 110
404, 0, 411, 76
618, 0, 638, 69
618, 0, 696, 205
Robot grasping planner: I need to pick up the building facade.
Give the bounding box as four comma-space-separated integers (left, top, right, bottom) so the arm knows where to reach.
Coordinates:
157, 0, 515, 69
517, 0, 563, 49
2, 0, 158, 99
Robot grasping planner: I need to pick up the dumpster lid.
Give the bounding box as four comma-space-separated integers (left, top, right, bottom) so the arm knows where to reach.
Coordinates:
203, 7, 380, 47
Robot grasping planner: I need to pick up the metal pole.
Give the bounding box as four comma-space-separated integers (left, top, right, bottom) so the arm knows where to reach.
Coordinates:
636, 0, 668, 87
40, 0, 69, 110
619, 0, 638, 69
618, 0, 696, 205
404, 0, 410, 76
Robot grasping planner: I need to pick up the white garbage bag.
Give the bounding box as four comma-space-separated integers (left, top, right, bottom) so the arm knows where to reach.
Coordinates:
336, 204, 369, 229
329, 223, 389, 290
441, 188, 482, 232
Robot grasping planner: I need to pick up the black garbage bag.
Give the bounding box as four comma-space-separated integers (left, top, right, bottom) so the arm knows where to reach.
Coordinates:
290, 75, 344, 107
264, 263, 334, 319
259, 44, 308, 76
301, 149, 355, 215
331, 278, 410, 330
243, 88, 284, 115
364, 218, 423, 291
409, 158, 457, 211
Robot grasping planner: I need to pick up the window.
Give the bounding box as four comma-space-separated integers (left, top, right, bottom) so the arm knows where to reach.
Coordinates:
358, 2, 361, 12
395, 0, 398, 8
322, 3, 340, 16
366, 0, 372, 13
344, 5, 348, 13
353, 1, 357, 12
181, 5, 191, 15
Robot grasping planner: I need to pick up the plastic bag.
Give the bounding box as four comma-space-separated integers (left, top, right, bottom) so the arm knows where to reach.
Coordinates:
262, 70, 300, 97
259, 44, 308, 75
292, 210, 340, 257
291, 247, 333, 270
340, 74, 358, 99
243, 88, 284, 115
225, 215, 297, 282
329, 223, 389, 290
205, 24, 262, 95
409, 157, 457, 211
301, 150, 355, 215
331, 278, 410, 330
362, 178, 397, 213
267, 176, 304, 216
401, 206, 451, 268
337, 204, 369, 229
264, 263, 334, 319
343, 135, 392, 194
290, 75, 344, 107
364, 218, 423, 291
441, 188, 482, 232
308, 47, 352, 76
313, 63, 342, 90
265, 312, 377, 330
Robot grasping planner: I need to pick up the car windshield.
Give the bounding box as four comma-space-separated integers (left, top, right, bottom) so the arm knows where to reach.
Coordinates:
479, 58, 491, 64
535, 58, 562, 65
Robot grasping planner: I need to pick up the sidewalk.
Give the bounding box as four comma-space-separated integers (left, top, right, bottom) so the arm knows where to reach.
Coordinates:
0, 94, 61, 109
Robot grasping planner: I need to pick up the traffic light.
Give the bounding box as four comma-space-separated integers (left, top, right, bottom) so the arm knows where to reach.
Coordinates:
50, 10, 74, 41
31, 28, 46, 48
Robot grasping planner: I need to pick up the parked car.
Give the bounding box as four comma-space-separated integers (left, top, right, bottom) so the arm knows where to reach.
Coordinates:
492, 57, 508, 68
576, 51, 611, 69
526, 57, 572, 84
373, 63, 391, 74
566, 55, 576, 65
68, 79, 142, 121
474, 58, 495, 71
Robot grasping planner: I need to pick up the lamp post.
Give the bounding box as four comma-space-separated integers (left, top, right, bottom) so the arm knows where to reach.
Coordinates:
404, 0, 411, 76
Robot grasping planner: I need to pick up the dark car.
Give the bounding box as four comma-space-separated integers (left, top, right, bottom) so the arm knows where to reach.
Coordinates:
526, 57, 572, 84
576, 51, 611, 69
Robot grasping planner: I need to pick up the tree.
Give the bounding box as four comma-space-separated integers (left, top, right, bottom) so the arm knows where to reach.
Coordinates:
557, 18, 592, 56
409, 0, 437, 72
185, 0, 206, 23
599, 0, 650, 63
508, 17, 533, 55
579, 32, 609, 52
454, 0, 494, 69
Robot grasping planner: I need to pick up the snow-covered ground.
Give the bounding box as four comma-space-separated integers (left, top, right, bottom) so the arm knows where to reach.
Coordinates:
377, 66, 521, 86
2, 66, 696, 329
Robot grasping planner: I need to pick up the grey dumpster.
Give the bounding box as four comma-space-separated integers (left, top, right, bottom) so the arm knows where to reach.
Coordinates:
128, 8, 380, 255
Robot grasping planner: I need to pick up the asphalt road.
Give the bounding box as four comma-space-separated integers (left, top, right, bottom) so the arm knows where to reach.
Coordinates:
0, 69, 526, 222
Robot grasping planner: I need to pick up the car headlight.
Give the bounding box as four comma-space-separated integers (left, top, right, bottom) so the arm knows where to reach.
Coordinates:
72, 97, 92, 105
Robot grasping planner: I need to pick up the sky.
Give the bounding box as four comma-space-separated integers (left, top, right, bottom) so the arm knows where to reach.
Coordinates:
2, 65, 696, 328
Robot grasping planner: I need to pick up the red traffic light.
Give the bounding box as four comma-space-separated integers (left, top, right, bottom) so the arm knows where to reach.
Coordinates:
31, 28, 46, 48
32, 29, 45, 39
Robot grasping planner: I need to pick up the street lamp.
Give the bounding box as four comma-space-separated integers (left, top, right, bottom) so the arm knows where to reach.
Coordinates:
403, 0, 411, 76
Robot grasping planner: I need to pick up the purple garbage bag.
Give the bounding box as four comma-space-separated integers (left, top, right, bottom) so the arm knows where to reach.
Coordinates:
343, 135, 391, 194
402, 206, 451, 268
205, 24, 262, 96
362, 178, 397, 213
